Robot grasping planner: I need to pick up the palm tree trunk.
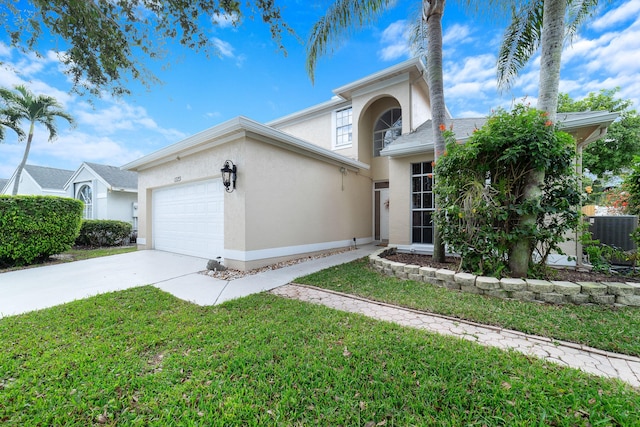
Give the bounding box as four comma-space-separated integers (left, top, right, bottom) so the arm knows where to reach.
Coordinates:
508, 0, 566, 277
537, 0, 565, 121
424, 0, 447, 263
11, 122, 35, 196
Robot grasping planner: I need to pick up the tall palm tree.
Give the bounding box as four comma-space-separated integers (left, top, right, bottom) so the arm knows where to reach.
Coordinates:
0, 85, 75, 195
494, 0, 599, 276
497, 0, 598, 119
306, 0, 448, 262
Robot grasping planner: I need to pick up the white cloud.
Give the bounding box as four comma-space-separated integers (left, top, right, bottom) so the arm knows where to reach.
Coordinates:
0, 46, 188, 175
443, 24, 472, 45
378, 20, 410, 61
590, 0, 640, 31
32, 131, 146, 167
211, 37, 235, 58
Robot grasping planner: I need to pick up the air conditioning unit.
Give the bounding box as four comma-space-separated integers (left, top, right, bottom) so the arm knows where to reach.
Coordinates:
587, 215, 638, 265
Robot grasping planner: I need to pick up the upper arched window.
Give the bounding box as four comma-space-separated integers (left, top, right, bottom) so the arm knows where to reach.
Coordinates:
373, 108, 402, 157
78, 184, 93, 219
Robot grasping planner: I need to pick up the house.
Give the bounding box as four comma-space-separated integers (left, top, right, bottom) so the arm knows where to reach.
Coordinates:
2, 162, 139, 230
64, 162, 138, 229
123, 58, 617, 270
1, 164, 74, 196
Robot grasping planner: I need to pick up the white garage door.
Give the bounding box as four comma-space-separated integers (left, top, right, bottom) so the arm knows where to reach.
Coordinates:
153, 179, 224, 259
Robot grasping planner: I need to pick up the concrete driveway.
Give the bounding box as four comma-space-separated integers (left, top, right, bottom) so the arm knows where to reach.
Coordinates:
0, 250, 208, 318
0, 245, 376, 318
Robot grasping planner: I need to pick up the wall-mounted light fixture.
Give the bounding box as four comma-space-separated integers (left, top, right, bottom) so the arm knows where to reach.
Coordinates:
221, 160, 237, 193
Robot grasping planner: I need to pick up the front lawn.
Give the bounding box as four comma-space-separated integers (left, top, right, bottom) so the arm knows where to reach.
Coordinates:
1, 287, 637, 425
297, 258, 640, 357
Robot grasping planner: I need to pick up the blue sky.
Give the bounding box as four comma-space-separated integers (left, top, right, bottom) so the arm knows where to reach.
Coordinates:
0, 0, 638, 179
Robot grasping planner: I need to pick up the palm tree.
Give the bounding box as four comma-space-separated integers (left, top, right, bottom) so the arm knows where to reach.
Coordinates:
497, 0, 598, 118
0, 85, 75, 195
306, 0, 449, 262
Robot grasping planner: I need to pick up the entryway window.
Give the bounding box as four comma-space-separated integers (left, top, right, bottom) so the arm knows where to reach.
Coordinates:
78, 185, 93, 219
411, 162, 434, 244
373, 108, 402, 157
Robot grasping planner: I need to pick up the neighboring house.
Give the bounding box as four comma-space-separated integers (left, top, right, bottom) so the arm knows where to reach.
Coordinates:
64, 162, 138, 229
123, 58, 617, 270
1, 164, 74, 196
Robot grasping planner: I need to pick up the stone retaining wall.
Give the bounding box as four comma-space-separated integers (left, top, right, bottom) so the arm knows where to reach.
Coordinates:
369, 247, 640, 307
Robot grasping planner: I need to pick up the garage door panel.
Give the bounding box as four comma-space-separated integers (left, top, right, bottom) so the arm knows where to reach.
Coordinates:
153, 179, 224, 259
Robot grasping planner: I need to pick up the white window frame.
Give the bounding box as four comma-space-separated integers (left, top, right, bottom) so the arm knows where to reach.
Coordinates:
77, 184, 93, 219
410, 162, 435, 244
373, 108, 402, 157
332, 106, 353, 150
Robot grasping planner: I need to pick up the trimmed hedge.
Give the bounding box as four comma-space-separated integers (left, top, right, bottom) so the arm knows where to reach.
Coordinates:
75, 220, 132, 247
0, 196, 83, 267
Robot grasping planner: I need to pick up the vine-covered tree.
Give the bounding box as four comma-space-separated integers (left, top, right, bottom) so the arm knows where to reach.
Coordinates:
1, 0, 293, 96
435, 105, 581, 278
495, 0, 600, 277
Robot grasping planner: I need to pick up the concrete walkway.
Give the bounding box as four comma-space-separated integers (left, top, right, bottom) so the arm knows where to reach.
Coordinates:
271, 283, 640, 388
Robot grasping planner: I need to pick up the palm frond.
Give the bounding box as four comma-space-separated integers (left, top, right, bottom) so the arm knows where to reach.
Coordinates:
306, 0, 394, 83
565, 0, 599, 41
496, 0, 544, 92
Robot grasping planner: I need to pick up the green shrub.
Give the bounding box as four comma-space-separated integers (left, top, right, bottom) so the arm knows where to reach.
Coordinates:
0, 196, 83, 267
75, 220, 132, 247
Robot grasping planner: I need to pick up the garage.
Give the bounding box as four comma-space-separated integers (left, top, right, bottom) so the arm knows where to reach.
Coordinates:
152, 179, 224, 259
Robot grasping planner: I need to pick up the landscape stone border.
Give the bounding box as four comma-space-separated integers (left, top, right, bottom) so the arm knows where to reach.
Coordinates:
369, 247, 640, 307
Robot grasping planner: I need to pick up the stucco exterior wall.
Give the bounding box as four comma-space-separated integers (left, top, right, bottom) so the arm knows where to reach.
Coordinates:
234, 137, 372, 269
388, 153, 434, 246
274, 112, 334, 151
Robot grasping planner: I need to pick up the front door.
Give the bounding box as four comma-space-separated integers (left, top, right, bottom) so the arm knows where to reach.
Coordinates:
374, 182, 389, 242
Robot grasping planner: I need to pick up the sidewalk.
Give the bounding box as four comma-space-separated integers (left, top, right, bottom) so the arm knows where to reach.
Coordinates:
271, 283, 640, 388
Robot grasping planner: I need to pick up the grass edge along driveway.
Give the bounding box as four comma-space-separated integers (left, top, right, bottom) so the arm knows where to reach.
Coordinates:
1, 286, 638, 426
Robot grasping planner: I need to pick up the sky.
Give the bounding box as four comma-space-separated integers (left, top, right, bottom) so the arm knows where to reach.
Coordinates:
0, 0, 639, 179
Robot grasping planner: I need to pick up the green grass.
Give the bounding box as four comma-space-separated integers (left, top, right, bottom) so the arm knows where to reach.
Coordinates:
297, 258, 640, 357
0, 287, 637, 426
63, 245, 137, 261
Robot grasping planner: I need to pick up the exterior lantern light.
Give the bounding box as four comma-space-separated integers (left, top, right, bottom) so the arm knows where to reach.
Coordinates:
221, 160, 237, 193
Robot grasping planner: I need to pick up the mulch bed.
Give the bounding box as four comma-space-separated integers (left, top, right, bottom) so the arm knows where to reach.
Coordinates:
384, 253, 639, 283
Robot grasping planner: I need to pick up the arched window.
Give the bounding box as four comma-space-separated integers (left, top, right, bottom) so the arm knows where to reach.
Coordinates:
78, 185, 93, 219
373, 108, 402, 157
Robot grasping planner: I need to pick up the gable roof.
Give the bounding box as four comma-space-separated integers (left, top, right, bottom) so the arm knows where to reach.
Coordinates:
64, 162, 138, 192
122, 116, 370, 172
22, 165, 75, 190
381, 111, 620, 158
86, 162, 137, 190
267, 57, 433, 129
